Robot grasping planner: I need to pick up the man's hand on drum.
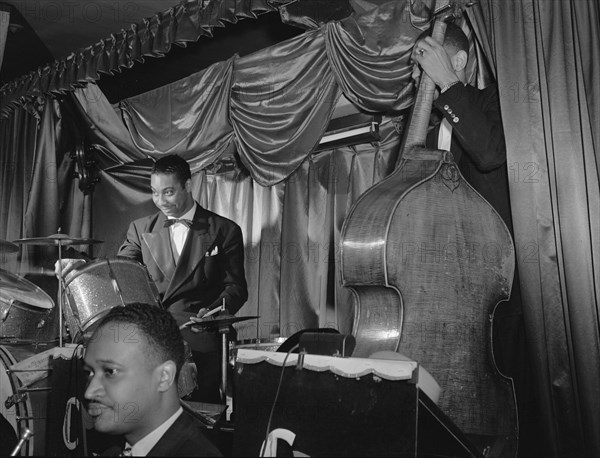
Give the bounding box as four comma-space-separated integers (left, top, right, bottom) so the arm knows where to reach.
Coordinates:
54, 258, 86, 279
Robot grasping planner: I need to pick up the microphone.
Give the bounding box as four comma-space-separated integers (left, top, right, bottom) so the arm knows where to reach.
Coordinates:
11, 427, 33, 456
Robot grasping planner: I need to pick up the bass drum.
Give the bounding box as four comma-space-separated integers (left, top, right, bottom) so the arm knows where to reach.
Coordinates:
64, 258, 161, 342
0, 344, 54, 456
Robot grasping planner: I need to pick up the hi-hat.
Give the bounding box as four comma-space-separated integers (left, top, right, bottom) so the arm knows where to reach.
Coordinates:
13, 234, 103, 246
0, 269, 54, 309
0, 239, 19, 253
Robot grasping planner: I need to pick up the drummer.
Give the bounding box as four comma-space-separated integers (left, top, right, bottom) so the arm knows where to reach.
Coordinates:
60, 154, 248, 404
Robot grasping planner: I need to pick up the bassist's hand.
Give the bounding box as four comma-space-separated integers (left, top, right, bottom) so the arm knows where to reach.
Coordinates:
412, 36, 461, 90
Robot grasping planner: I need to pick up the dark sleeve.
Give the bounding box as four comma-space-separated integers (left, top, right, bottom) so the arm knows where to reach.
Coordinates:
434, 83, 506, 172
116, 221, 143, 262
209, 223, 248, 314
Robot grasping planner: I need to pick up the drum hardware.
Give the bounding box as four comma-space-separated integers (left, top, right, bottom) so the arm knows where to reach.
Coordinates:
106, 258, 126, 307
7, 368, 52, 373
5, 387, 52, 409
10, 427, 33, 457
1, 300, 13, 321
12, 232, 104, 347
176, 302, 260, 404
1, 344, 54, 456
5, 392, 26, 409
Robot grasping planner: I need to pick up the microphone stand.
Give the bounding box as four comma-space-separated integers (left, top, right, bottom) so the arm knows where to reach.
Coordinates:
11, 428, 33, 456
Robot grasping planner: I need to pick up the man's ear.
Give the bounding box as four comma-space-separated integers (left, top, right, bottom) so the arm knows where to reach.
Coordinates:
452, 50, 468, 73
184, 178, 192, 193
156, 360, 177, 392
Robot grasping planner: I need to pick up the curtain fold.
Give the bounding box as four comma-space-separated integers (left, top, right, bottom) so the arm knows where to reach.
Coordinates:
0, 98, 74, 274
325, 1, 420, 112
481, 0, 600, 456
120, 57, 236, 166
230, 29, 340, 185
72, 1, 422, 187
0, 0, 294, 118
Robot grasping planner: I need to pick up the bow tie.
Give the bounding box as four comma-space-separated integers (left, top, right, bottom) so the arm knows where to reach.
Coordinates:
164, 218, 193, 228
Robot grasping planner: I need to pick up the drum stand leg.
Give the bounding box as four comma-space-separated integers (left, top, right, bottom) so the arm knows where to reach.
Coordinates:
57, 241, 64, 347
219, 327, 228, 404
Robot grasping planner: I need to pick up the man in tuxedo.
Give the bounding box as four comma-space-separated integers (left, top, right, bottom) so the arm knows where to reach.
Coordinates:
117, 154, 248, 403
83, 302, 222, 456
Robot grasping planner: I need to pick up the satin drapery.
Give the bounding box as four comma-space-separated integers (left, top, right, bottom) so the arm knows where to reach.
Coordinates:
0, 0, 296, 118
71, 1, 422, 186
480, 0, 600, 456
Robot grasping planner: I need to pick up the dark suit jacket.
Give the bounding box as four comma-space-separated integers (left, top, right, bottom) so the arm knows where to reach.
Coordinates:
427, 83, 514, 232
117, 203, 248, 351
101, 410, 222, 457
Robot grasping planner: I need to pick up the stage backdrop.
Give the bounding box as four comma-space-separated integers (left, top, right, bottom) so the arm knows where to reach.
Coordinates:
1, 1, 599, 457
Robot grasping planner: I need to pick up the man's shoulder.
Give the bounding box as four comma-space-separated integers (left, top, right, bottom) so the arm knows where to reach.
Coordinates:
152, 410, 222, 456
129, 211, 164, 228
196, 205, 241, 230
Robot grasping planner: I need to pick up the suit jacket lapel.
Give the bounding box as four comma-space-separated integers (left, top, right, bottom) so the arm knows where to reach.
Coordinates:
142, 213, 176, 282
164, 205, 213, 301
147, 411, 190, 457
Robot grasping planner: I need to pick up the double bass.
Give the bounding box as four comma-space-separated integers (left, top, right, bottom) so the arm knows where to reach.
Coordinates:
339, 1, 518, 456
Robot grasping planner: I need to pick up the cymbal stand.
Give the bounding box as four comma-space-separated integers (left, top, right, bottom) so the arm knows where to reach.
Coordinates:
217, 299, 228, 404
57, 237, 65, 347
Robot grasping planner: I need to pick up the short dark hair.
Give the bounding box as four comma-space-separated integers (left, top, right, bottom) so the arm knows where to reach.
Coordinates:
152, 154, 192, 186
415, 22, 469, 56
443, 23, 469, 55
94, 303, 185, 379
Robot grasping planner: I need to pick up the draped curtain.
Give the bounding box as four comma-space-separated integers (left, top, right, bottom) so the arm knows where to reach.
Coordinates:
0, 0, 297, 118
0, 99, 79, 273
479, 1, 600, 456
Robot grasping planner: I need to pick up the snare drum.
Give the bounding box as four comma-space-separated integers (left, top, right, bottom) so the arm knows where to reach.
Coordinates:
0, 344, 54, 456
64, 258, 160, 342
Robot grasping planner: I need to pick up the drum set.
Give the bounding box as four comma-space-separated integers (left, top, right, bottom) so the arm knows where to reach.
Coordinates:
1, 233, 169, 455
1, 232, 262, 455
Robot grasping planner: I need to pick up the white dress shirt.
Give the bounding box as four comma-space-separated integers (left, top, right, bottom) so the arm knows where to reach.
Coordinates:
125, 406, 183, 456
438, 117, 453, 151
167, 203, 197, 257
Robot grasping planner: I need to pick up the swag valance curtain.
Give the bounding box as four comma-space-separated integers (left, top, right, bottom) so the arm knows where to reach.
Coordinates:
72, 1, 424, 185
0, 0, 297, 118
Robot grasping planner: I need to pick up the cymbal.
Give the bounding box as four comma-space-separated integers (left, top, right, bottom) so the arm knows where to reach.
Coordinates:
0, 268, 54, 309
13, 233, 103, 246
176, 313, 259, 329
0, 239, 19, 254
